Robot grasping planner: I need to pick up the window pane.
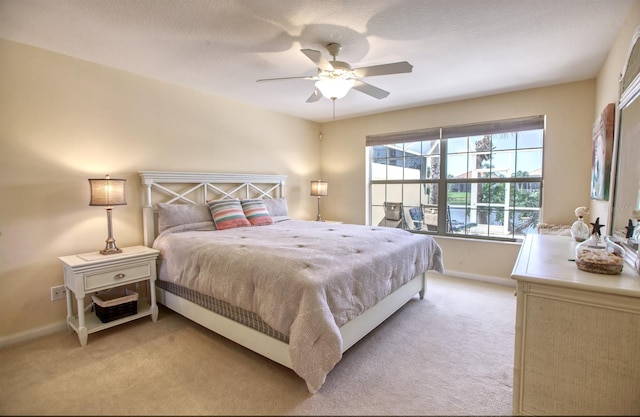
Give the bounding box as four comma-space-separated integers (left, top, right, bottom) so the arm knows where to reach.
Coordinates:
423, 183, 439, 206
406, 206, 423, 230
518, 130, 543, 149
422, 140, 440, 157
447, 154, 469, 178
425, 155, 440, 179
492, 132, 516, 151
471, 135, 491, 152
404, 156, 424, 179
403, 183, 423, 207
472, 207, 491, 237
371, 161, 387, 181
404, 141, 423, 154
492, 150, 515, 176
447, 182, 474, 235
407, 141, 441, 180
421, 204, 438, 232
387, 159, 405, 180
513, 182, 541, 208
515, 149, 542, 177
447, 137, 468, 154
372, 206, 386, 226
447, 183, 469, 206
512, 182, 541, 236
370, 183, 387, 206
448, 205, 469, 234
512, 210, 539, 235
386, 183, 404, 203
422, 140, 440, 179
482, 182, 506, 204
371, 145, 388, 163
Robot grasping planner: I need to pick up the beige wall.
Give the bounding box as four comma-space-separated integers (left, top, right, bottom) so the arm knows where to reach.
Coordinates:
319, 81, 596, 280
2, 1, 640, 339
592, 0, 640, 225
0, 39, 320, 337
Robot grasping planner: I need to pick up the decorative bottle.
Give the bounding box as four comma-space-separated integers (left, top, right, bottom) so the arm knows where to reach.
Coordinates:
570, 206, 590, 242
575, 217, 623, 274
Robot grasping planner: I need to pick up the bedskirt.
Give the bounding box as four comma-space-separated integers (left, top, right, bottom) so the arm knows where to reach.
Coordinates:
157, 280, 289, 343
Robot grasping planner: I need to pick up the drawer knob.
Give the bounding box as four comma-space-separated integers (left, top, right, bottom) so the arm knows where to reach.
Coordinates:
114, 273, 126, 279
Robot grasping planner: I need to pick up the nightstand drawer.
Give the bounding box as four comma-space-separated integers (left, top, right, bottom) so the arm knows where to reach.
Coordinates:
84, 263, 151, 291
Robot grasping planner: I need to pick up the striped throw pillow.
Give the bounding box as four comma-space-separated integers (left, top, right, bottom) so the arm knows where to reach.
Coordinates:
241, 199, 274, 226
208, 199, 250, 230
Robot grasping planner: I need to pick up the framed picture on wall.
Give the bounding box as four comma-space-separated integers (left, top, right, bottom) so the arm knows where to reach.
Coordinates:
590, 103, 615, 200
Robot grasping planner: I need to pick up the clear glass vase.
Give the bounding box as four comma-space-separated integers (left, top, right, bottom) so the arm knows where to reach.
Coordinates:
570, 217, 590, 242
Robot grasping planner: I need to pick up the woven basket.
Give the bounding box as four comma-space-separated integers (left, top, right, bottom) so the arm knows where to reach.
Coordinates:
92, 288, 138, 323
576, 251, 624, 275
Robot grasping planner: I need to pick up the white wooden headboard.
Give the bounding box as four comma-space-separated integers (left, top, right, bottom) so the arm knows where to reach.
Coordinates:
139, 171, 288, 246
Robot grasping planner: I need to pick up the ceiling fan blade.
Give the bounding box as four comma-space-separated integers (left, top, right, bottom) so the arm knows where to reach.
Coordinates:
306, 88, 322, 103
352, 61, 413, 78
256, 75, 316, 82
352, 80, 390, 99
301, 48, 334, 71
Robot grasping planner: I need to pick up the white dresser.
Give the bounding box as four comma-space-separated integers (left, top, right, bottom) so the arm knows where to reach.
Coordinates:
511, 234, 640, 416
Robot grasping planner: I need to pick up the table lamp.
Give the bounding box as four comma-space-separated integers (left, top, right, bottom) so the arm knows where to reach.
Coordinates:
89, 175, 127, 254
310, 180, 328, 222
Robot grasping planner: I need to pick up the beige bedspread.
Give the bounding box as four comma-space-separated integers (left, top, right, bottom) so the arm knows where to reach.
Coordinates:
153, 220, 443, 393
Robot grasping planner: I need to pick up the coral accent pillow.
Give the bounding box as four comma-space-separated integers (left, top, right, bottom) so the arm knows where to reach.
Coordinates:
208, 200, 250, 230
241, 199, 274, 226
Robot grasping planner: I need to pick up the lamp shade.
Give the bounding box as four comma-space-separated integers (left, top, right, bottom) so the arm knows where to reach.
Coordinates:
310, 180, 328, 197
89, 175, 127, 206
315, 78, 354, 100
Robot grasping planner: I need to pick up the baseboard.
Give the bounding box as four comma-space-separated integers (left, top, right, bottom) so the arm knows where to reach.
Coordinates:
441, 269, 516, 287
0, 321, 68, 349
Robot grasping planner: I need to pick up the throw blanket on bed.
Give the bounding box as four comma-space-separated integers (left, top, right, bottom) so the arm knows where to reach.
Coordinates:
153, 220, 443, 393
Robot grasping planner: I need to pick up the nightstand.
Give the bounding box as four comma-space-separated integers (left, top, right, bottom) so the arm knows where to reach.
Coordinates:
58, 245, 160, 346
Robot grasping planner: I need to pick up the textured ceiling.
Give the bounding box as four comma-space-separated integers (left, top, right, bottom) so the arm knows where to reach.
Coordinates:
0, 0, 633, 123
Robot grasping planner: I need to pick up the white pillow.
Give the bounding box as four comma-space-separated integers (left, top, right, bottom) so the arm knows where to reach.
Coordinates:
157, 203, 215, 233
262, 197, 289, 217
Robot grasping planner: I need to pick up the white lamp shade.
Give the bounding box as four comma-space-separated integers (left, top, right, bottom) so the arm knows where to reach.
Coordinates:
310, 180, 328, 197
315, 78, 354, 100
89, 176, 127, 206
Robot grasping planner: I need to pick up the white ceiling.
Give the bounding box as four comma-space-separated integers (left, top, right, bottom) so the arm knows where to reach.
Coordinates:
0, 0, 633, 123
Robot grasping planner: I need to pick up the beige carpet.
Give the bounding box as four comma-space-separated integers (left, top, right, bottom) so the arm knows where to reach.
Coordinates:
0, 274, 516, 416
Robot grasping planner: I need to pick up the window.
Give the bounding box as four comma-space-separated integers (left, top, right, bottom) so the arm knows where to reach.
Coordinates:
367, 116, 544, 241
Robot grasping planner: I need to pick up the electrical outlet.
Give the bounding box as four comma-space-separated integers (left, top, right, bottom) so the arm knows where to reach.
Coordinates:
50, 285, 67, 301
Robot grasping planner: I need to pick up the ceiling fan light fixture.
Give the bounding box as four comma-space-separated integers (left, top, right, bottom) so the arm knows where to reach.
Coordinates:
315, 77, 355, 100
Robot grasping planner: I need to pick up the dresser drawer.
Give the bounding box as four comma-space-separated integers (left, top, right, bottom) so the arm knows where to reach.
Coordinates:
84, 262, 151, 291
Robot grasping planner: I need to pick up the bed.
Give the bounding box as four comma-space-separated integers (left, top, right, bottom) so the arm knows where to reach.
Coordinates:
139, 171, 443, 393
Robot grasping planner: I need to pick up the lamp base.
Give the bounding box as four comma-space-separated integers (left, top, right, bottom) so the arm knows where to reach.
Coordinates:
100, 208, 122, 255
316, 197, 324, 222
100, 247, 122, 255
100, 239, 122, 255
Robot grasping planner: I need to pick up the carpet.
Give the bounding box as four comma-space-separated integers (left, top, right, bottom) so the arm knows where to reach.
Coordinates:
0, 274, 515, 415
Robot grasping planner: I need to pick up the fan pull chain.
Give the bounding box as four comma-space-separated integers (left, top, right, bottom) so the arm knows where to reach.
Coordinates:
332, 98, 336, 120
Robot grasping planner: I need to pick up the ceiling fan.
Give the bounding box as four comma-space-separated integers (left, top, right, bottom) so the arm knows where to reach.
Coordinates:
257, 43, 413, 103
